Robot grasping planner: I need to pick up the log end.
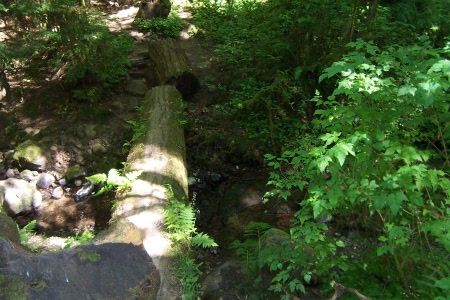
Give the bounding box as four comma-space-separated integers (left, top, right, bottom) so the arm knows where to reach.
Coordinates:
168, 71, 200, 98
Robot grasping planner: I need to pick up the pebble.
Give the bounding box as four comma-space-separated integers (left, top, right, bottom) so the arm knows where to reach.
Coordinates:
52, 186, 64, 199
36, 173, 56, 189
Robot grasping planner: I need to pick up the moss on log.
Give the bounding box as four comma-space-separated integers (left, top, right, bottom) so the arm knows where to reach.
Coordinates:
148, 38, 199, 97
109, 85, 187, 300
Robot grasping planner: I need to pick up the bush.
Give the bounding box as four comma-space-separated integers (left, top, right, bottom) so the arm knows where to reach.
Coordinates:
264, 37, 450, 298
133, 13, 183, 38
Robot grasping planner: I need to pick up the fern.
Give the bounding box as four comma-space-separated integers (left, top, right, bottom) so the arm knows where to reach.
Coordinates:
416, 249, 450, 299
163, 185, 217, 299
86, 168, 142, 196
19, 220, 37, 242
191, 232, 217, 248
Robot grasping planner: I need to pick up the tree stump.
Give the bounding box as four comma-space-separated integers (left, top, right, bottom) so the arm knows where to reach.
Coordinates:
148, 38, 199, 97
106, 85, 188, 300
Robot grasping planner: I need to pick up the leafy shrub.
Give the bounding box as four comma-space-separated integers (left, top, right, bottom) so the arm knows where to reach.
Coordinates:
133, 12, 183, 38
264, 38, 450, 298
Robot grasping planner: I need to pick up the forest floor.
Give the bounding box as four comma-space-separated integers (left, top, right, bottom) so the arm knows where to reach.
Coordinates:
1, 0, 268, 252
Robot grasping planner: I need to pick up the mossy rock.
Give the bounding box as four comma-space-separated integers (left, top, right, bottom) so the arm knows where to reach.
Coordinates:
0, 274, 27, 300
65, 164, 86, 181
0, 212, 20, 245
13, 140, 49, 171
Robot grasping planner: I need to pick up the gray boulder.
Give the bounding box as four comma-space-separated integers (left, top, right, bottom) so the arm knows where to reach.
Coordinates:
0, 238, 159, 300
0, 178, 42, 216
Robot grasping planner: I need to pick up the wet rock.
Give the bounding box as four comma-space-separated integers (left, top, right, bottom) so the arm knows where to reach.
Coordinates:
74, 181, 95, 202
36, 173, 55, 189
0, 178, 42, 216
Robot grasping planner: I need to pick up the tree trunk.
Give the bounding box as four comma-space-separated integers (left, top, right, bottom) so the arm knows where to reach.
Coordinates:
148, 38, 199, 97
0, 67, 10, 101
105, 85, 187, 300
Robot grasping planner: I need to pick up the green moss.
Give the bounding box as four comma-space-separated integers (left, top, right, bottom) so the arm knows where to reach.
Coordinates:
0, 274, 27, 300
13, 140, 43, 162
77, 249, 101, 262
30, 279, 47, 291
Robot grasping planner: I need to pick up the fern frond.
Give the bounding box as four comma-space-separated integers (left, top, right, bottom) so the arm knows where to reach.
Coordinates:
107, 168, 127, 186
191, 232, 218, 248
244, 221, 272, 239
125, 170, 143, 181
86, 173, 107, 184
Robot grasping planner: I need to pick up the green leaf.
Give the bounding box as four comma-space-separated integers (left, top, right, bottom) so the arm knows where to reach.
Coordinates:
434, 277, 450, 290
398, 85, 417, 96
386, 192, 406, 216
316, 156, 332, 173
336, 240, 345, 247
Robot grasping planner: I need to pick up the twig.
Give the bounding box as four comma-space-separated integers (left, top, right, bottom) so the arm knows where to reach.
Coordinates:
330, 280, 371, 300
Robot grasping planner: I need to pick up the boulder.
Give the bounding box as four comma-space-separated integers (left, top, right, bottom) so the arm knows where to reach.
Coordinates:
13, 140, 49, 171
135, 0, 171, 20
200, 260, 244, 299
0, 212, 20, 244
0, 178, 42, 216
0, 238, 159, 300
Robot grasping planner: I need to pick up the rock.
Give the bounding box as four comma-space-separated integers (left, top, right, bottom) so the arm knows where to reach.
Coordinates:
19, 169, 35, 182
200, 260, 244, 299
51, 186, 64, 199
58, 178, 67, 186
91, 142, 107, 155
13, 140, 49, 171
84, 124, 97, 139
260, 228, 291, 249
124, 79, 149, 96
65, 164, 86, 181
5, 168, 15, 178
0, 212, 20, 244
36, 173, 55, 189
0, 238, 159, 300
0, 178, 43, 216
135, 0, 171, 20
74, 181, 95, 202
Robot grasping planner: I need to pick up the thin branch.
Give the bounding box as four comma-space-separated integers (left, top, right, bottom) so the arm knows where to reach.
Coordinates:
330, 280, 371, 300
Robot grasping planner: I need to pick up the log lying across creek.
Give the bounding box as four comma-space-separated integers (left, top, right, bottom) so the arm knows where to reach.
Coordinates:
99, 85, 188, 299
148, 38, 199, 97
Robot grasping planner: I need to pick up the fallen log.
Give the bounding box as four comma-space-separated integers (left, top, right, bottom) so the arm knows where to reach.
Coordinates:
148, 38, 199, 97
100, 85, 188, 300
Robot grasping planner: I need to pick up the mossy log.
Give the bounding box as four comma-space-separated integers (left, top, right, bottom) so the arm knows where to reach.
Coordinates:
148, 38, 199, 97
106, 85, 187, 300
